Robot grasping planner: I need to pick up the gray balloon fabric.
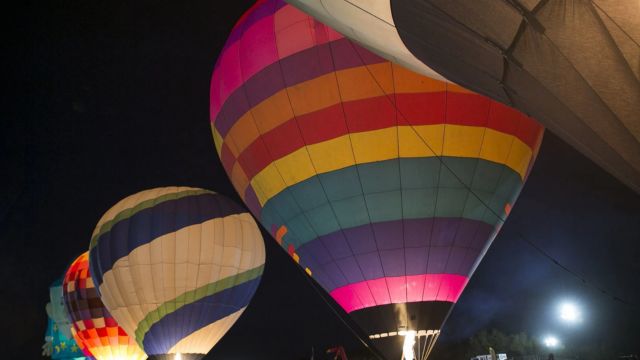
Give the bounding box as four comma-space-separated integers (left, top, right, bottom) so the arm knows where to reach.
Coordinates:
287, 0, 640, 193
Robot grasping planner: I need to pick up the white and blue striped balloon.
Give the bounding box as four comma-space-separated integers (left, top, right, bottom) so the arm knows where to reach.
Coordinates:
88, 187, 265, 360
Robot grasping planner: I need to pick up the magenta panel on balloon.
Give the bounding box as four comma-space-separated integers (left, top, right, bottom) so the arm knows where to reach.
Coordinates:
330, 274, 469, 313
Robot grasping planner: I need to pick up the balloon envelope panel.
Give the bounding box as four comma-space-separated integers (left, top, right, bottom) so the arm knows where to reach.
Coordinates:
63, 253, 147, 360
210, 1, 543, 358
287, 0, 640, 194
45, 278, 88, 360
88, 187, 266, 360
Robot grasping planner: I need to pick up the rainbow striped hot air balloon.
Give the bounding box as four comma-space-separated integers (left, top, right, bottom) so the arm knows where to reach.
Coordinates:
63, 252, 146, 360
88, 187, 266, 360
210, 1, 543, 359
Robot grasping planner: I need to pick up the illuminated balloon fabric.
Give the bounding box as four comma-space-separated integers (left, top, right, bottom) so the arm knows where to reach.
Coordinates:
63, 252, 147, 360
45, 278, 88, 359
88, 187, 266, 360
287, 0, 640, 194
210, 1, 543, 358
44, 318, 88, 360
47, 277, 75, 340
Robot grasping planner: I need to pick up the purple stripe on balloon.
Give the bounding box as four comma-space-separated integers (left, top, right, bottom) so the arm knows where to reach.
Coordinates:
141, 276, 261, 355
243, 186, 262, 219
330, 37, 386, 70
213, 37, 387, 137
296, 218, 492, 292
222, 0, 285, 53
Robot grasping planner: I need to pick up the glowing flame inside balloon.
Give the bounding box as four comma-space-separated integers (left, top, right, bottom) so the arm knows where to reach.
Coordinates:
403, 331, 417, 360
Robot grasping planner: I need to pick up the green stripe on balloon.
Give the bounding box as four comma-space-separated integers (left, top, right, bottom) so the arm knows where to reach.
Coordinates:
89, 188, 214, 249
134, 264, 265, 347
260, 157, 521, 249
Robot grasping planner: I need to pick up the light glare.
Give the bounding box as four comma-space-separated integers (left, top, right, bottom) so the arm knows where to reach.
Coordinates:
559, 302, 581, 323
543, 335, 559, 348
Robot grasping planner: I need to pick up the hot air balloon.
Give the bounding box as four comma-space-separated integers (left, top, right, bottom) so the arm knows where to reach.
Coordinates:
209, 1, 543, 359
44, 277, 88, 360
88, 187, 266, 360
286, 0, 640, 194
63, 252, 147, 360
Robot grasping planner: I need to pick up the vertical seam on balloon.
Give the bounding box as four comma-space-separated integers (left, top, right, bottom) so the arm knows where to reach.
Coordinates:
190, 194, 203, 354
120, 190, 151, 359
325, 37, 393, 308
156, 188, 175, 352
291, 15, 371, 301
422, 80, 446, 321
183, 190, 199, 355
346, 45, 442, 304
431, 96, 491, 304
465, 103, 525, 280
259, 7, 367, 298
113, 193, 141, 350
157, 188, 171, 354
230, 5, 290, 232
231, 1, 331, 286
344, 41, 530, 296
389, 55, 409, 304
211, 194, 226, 353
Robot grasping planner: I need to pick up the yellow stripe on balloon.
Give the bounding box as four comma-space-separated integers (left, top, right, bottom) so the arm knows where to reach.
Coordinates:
351, 127, 398, 164
248, 124, 533, 206
306, 135, 355, 174
398, 125, 443, 157
212, 127, 223, 156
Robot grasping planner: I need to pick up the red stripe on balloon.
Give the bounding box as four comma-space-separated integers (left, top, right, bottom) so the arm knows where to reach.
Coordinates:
234, 92, 539, 180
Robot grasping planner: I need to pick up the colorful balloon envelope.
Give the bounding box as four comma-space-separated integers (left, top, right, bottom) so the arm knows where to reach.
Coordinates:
45, 278, 88, 360
286, 0, 640, 194
88, 187, 266, 360
210, 1, 543, 359
63, 252, 147, 360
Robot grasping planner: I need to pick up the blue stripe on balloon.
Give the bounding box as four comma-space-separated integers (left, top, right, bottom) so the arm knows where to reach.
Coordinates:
90, 193, 246, 288
141, 276, 262, 355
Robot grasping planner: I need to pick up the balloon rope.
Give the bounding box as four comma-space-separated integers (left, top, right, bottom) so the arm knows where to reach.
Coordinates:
297, 264, 387, 360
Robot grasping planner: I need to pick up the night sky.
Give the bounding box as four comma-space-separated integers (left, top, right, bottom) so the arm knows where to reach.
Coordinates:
4, 1, 640, 359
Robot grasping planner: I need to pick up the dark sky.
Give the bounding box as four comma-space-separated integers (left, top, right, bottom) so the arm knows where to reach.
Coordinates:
4, 1, 639, 359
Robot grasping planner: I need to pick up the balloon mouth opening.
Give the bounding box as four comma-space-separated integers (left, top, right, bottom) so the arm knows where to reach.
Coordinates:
175, 353, 182, 360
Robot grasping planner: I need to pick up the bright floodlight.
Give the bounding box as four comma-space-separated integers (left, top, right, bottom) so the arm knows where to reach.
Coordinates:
175, 353, 182, 360
559, 301, 581, 323
543, 335, 559, 348
403, 330, 417, 360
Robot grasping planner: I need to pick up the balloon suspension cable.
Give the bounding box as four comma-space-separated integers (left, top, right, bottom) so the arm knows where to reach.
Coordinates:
296, 263, 387, 360
345, 40, 639, 309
